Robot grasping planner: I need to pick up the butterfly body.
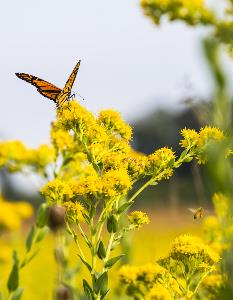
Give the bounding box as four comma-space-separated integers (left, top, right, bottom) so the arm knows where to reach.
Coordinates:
15, 60, 81, 107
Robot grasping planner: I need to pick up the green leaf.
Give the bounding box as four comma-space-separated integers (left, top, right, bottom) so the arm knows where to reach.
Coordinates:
78, 255, 92, 273
117, 202, 132, 214
97, 241, 106, 259
82, 213, 90, 225
107, 215, 118, 233
83, 279, 93, 299
167, 158, 175, 168
11, 288, 24, 300
183, 156, 193, 163
94, 272, 108, 295
36, 203, 49, 228
26, 226, 35, 252
20, 249, 40, 268
7, 251, 19, 292
90, 205, 96, 219
80, 231, 92, 249
100, 289, 109, 300
180, 149, 188, 160
104, 254, 125, 269
35, 226, 49, 243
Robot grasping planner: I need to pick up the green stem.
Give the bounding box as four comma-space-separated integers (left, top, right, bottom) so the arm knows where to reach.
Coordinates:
128, 177, 157, 204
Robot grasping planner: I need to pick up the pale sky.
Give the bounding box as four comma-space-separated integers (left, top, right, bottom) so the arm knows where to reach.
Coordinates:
0, 0, 229, 147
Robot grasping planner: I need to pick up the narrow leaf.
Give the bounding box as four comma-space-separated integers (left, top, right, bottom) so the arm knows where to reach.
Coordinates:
117, 202, 132, 214
97, 241, 106, 259
36, 203, 48, 228
26, 226, 35, 252
35, 226, 49, 243
100, 289, 110, 300
94, 272, 108, 295
78, 255, 92, 273
104, 254, 125, 269
107, 215, 118, 233
7, 252, 19, 292
83, 279, 93, 299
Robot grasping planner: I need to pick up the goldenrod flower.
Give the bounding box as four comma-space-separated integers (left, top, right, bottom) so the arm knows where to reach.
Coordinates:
119, 265, 139, 284
64, 201, 86, 223
146, 147, 175, 178
50, 122, 75, 153
41, 179, 74, 203
128, 211, 150, 229
57, 101, 95, 131
102, 169, 132, 199
127, 150, 148, 180
198, 126, 224, 147
98, 109, 132, 141
170, 234, 220, 266
71, 174, 101, 198
180, 128, 199, 149
145, 283, 173, 300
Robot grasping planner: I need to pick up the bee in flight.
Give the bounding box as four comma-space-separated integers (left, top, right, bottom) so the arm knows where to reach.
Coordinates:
188, 207, 205, 219
15, 60, 81, 108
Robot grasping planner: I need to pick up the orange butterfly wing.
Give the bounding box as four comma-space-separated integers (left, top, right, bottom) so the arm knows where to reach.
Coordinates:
15, 73, 62, 102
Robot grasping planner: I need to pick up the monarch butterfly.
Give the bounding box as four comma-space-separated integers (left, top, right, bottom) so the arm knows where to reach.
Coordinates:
188, 207, 205, 219
15, 60, 81, 107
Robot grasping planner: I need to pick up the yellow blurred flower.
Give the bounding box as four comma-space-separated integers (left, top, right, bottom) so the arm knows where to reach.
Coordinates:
0, 196, 33, 231
198, 126, 224, 147
145, 283, 173, 300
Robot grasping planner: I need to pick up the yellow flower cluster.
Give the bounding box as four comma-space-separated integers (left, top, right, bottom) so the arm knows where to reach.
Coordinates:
119, 263, 179, 298
63, 201, 86, 223
146, 147, 175, 179
0, 140, 55, 173
180, 126, 224, 149
57, 101, 95, 132
41, 179, 74, 204
0, 196, 33, 231
72, 169, 132, 200
141, 0, 215, 25
98, 110, 132, 141
119, 233, 221, 299
180, 126, 224, 164
50, 121, 75, 154
60, 153, 96, 181
145, 283, 173, 300
128, 211, 150, 229
201, 274, 225, 299
119, 263, 167, 285
170, 234, 220, 266
203, 193, 232, 255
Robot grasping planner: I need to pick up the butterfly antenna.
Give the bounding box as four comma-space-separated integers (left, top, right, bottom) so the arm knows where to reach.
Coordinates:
73, 90, 85, 101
